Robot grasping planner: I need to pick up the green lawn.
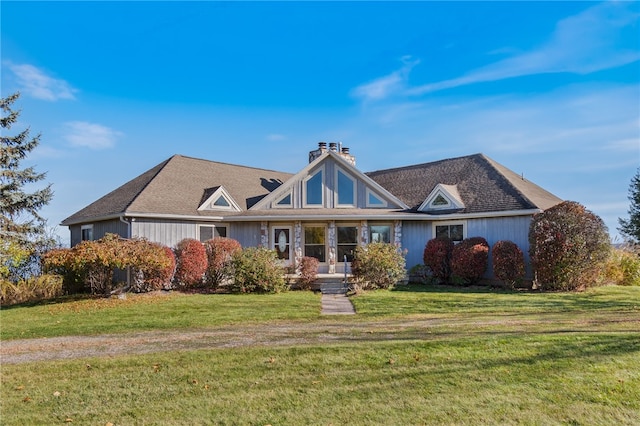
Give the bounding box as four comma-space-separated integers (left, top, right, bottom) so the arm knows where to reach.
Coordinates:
2, 285, 639, 424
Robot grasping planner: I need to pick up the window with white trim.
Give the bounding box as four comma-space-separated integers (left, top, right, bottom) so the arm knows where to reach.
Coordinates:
199, 224, 228, 242
274, 191, 292, 207
434, 221, 465, 242
304, 168, 323, 207
366, 188, 387, 208
336, 168, 356, 207
369, 224, 392, 243
304, 226, 326, 262
81, 225, 93, 241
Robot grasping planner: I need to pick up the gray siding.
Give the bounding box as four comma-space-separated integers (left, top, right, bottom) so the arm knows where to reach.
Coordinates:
69, 219, 129, 247
467, 216, 532, 261
401, 221, 433, 269
230, 222, 261, 247
131, 219, 197, 247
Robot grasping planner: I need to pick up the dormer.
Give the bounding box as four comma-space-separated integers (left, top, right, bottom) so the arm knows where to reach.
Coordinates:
418, 184, 465, 212
197, 186, 242, 212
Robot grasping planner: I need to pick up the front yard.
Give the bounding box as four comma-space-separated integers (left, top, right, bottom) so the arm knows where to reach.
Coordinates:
1, 285, 639, 424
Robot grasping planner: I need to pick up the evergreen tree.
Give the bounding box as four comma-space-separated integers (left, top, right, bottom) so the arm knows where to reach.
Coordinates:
618, 168, 640, 243
1, 92, 54, 281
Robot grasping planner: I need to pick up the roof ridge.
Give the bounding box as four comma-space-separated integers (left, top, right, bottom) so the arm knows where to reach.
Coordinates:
173, 153, 291, 175
366, 153, 483, 175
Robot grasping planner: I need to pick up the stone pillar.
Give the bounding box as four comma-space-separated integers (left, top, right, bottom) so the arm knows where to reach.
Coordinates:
360, 220, 369, 245
328, 221, 336, 273
294, 221, 303, 272
394, 220, 403, 248
260, 221, 269, 248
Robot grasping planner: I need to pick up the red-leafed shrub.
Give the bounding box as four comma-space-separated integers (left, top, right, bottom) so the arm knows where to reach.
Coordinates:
174, 238, 208, 287
451, 237, 489, 285
529, 201, 610, 291
492, 240, 525, 289
203, 238, 241, 289
297, 256, 319, 290
423, 237, 454, 283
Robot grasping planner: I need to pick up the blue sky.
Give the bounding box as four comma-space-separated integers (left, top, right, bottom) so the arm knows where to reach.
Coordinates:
2, 1, 639, 245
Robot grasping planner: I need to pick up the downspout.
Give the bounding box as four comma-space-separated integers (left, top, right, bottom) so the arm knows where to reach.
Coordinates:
119, 216, 132, 286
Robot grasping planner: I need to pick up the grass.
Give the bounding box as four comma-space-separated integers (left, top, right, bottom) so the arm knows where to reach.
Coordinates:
1, 285, 639, 424
0, 291, 321, 340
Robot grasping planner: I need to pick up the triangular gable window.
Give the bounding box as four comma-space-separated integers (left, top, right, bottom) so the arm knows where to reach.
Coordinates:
336, 167, 356, 207
303, 167, 324, 207
198, 186, 241, 212
274, 191, 292, 208
366, 188, 388, 208
418, 184, 464, 212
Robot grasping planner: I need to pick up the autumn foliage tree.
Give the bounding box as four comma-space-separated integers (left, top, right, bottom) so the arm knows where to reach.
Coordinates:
529, 201, 610, 291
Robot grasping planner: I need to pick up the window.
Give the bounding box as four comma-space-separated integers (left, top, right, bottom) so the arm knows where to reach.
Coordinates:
199, 225, 227, 242
273, 227, 291, 261
337, 226, 358, 262
336, 169, 355, 206
304, 169, 323, 206
432, 194, 449, 206
366, 188, 387, 207
304, 226, 326, 262
435, 222, 465, 242
369, 225, 391, 243
212, 195, 230, 208
275, 193, 292, 207
81, 225, 93, 241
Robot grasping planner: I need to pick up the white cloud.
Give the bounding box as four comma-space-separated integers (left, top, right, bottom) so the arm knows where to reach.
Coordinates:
6, 62, 77, 101
63, 121, 122, 150
351, 56, 419, 102
353, 3, 639, 100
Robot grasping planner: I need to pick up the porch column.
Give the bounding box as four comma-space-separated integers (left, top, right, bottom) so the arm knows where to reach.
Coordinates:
294, 221, 303, 272
328, 221, 336, 273
394, 220, 403, 248
260, 221, 269, 248
360, 220, 369, 245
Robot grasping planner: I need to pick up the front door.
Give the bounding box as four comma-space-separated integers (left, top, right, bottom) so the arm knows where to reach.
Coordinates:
273, 227, 292, 265
337, 225, 358, 273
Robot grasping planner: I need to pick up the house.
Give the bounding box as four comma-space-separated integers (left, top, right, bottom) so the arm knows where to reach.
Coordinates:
61, 142, 562, 275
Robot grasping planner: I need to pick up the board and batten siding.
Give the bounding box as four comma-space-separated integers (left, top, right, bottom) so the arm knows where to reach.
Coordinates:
466, 215, 533, 261
230, 222, 261, 248
131, 218, 197, 248
69, 219, 129, 247
401, 221, 433, 270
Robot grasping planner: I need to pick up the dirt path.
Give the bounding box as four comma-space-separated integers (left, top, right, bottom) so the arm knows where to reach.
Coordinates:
3, 313, 638, 365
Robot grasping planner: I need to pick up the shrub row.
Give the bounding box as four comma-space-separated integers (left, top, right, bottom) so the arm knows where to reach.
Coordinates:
43, 234, 175, 295
423, 236, 525, 288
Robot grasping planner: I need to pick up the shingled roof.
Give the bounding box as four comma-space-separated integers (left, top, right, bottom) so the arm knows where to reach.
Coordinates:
365, 153, 562, 214
61, 155, 294, 225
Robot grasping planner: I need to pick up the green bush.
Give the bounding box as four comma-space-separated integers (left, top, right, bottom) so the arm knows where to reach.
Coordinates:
229, 247, 287, 293
203, 238, 241, 289
492, 240, 526, 289
529, 201, 610, 291
0, 274, 63, 306
351, 242, 406, 290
